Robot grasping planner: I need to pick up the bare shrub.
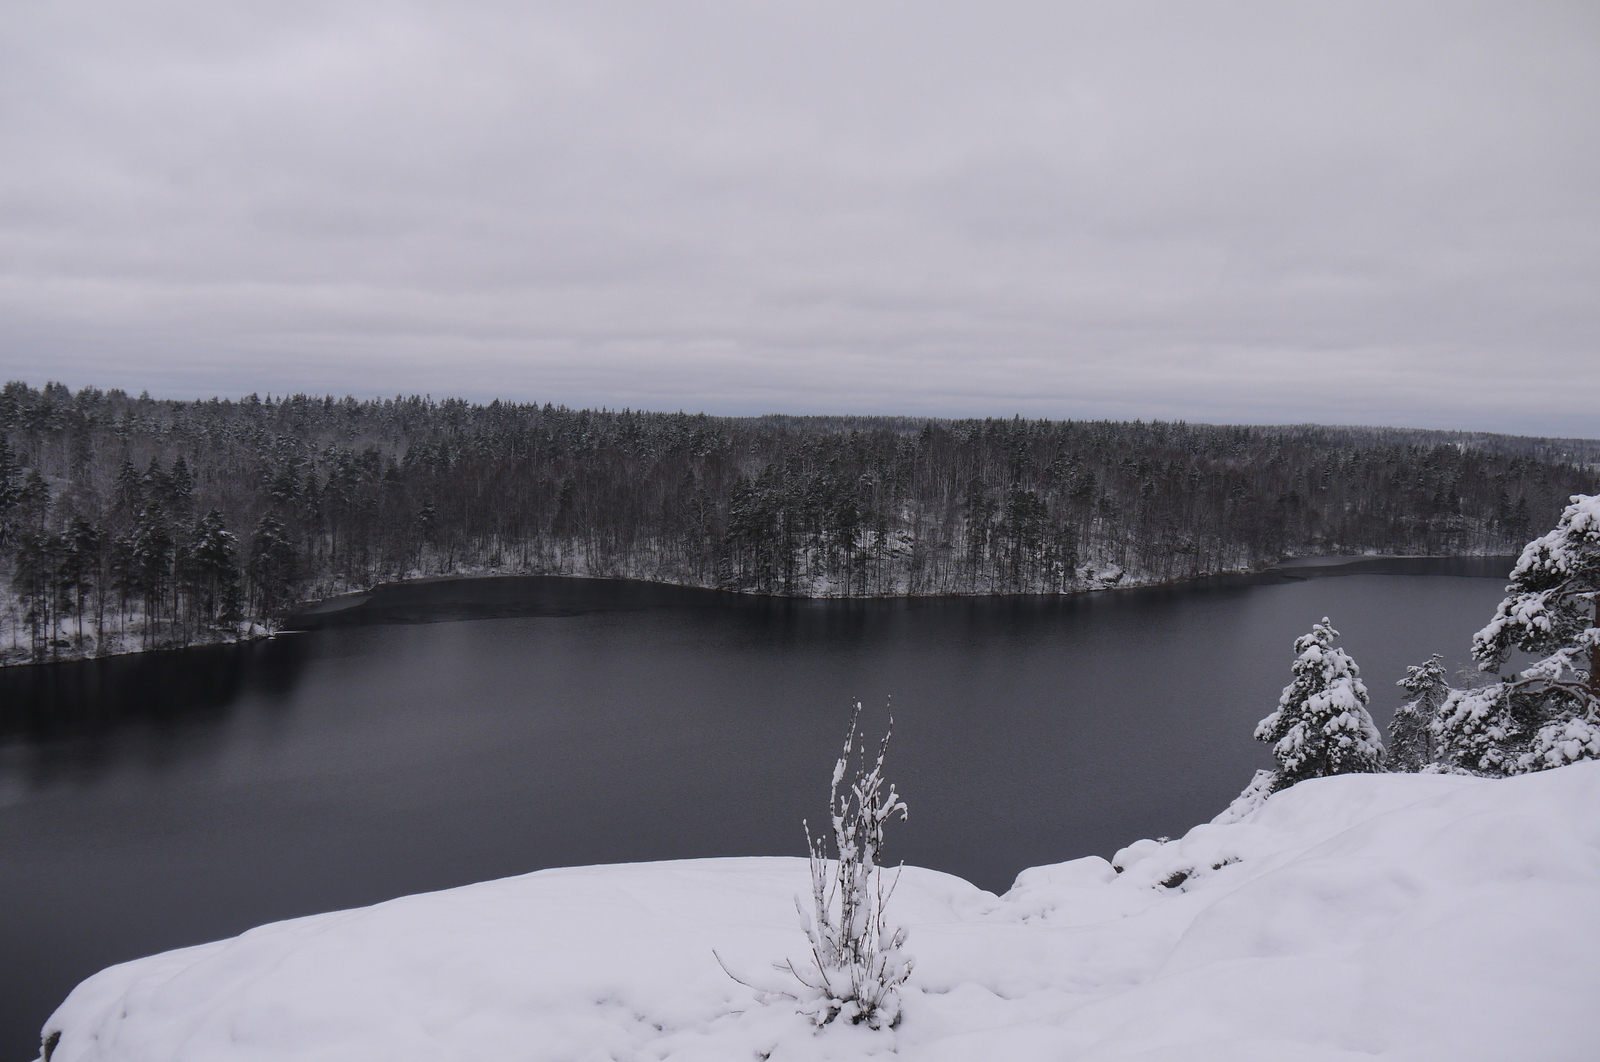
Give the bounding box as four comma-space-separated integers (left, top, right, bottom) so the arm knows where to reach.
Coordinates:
714, 701, 912, 1028
786, 701, 912, 1028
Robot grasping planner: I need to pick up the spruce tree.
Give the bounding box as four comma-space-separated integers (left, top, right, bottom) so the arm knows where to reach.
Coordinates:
131, 505, 173, 646
1390, 654, 1448, 771
0, 434, 19, 549
249, 512, 299, 618
141, 457, 170, 510
1434, 494, 1600, 773
1255, 617, 1385, 790
168, 456, 194, 520
112, 459, 143, 518
187, 509, 241, 626
15, 470, 49, 531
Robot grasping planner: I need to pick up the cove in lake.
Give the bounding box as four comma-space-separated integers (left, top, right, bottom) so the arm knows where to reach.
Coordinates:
0, 558, 1513, 1061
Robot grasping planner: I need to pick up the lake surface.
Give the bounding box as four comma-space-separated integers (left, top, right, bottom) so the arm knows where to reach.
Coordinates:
0, 559, 1514, 1061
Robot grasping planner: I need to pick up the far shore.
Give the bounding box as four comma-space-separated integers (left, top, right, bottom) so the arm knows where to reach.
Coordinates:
1, 553, 1515, 670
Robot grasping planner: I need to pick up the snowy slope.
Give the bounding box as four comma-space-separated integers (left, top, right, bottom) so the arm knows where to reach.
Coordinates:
40, 763, 1600, 1062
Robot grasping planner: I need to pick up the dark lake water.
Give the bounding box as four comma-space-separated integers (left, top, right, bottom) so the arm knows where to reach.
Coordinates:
0, 558, 1514, 1060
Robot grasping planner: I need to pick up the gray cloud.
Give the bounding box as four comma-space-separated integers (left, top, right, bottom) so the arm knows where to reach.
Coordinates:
2, 0, 1597, 434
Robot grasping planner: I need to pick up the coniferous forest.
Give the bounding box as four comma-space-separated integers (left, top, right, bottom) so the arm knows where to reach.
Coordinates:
2, 379, 1597, 664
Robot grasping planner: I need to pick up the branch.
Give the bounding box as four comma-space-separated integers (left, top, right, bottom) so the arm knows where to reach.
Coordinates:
712, 949, 760, 991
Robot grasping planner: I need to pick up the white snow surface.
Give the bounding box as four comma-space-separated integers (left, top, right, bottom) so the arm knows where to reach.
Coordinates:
42, 764, 1600, 1062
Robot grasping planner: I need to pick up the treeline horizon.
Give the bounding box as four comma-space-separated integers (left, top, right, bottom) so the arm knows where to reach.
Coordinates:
2, 379, 1598, 663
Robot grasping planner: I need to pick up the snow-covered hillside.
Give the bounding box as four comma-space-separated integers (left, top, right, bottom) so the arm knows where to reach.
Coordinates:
40, 763, 1600, 1062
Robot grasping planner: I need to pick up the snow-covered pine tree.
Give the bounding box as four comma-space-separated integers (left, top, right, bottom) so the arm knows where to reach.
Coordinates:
1254, 617, 1385, 791
1390, 654, 1448, 772
1434, 494, 1600, 774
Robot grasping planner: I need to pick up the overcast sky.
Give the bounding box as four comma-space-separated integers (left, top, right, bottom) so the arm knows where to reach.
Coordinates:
1, 1, 1597, 435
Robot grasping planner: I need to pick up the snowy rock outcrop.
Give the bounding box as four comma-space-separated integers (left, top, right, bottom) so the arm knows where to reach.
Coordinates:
40, 764, 1600, 1061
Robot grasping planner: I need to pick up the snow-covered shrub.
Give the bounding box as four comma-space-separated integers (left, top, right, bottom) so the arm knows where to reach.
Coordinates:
1253, 617, 1384, 791
1435, 494, 1600, 774
1389, 654, 1448, 771
789, 701, 912, 1029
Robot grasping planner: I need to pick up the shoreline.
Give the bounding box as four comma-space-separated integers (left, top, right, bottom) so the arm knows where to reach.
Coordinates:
0, 620, 277, 671
281, 552, 1515, 630
0, 553, 1515, 670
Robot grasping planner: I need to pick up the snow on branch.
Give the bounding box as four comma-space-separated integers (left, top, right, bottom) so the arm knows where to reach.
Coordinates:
1436, 493, 1600, 773
791, 701, 913, 1029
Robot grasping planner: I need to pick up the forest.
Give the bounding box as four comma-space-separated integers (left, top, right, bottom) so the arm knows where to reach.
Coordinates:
2, 379, 1597, 663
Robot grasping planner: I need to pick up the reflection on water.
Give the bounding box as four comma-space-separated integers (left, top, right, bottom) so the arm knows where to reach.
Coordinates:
0, 561, 1513, 1062
0, 637, 306, 739
0, 639, 308, 807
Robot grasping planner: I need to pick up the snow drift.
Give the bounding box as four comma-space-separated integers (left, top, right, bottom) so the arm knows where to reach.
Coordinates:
40, 763, 1600, 1062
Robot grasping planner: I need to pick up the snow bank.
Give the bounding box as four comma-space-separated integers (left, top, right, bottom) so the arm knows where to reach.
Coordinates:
41, 764, 1600, 1062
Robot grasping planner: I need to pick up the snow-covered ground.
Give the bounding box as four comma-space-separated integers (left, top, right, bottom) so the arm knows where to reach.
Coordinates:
0, 591, 273, 667
40, 763, 1600, 1062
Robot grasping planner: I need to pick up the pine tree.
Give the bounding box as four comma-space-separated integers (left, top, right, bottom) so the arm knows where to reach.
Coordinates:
11, 531, 63, 660
61, 517, 100, 649
1255, 617, 1385, 790
1390, 654, 1448, 771
108, 531, 138, 629
1434, 494, 1600, 773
